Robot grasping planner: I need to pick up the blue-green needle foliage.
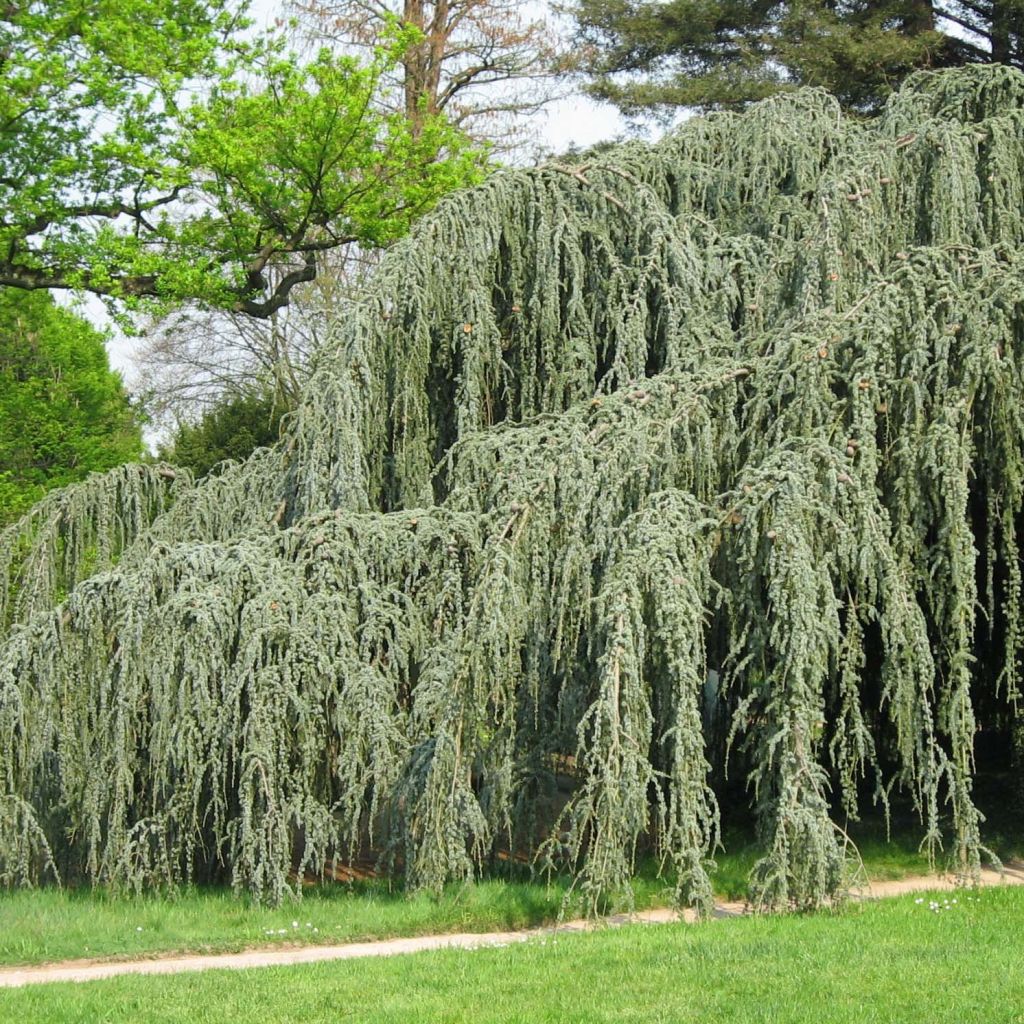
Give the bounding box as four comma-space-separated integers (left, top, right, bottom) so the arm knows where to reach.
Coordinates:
3, 66, 1024, 915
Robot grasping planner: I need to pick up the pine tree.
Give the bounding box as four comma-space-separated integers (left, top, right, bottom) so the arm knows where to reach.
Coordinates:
567, 0, 1024, 113
159, 390, 286, 479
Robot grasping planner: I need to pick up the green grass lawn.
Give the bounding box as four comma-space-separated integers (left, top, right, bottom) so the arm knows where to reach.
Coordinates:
0, 879, 573, 968
3, 811, 1015, 970
2, 886, 1022, 1023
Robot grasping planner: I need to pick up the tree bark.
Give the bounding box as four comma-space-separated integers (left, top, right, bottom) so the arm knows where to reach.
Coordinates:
404, 0, 428, 134
1013, 704, 1024, 815
990, 0, 1012, 64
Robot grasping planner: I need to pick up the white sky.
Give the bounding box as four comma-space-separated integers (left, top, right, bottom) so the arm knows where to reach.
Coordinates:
99, 0, 630, 379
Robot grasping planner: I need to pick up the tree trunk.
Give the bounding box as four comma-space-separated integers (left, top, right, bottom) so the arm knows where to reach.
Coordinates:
990, 0, 1012, 64
425, 0, 449, 116
902, 0, 936, 34
403, 0, 429, 133
1013, 704, 1024, 814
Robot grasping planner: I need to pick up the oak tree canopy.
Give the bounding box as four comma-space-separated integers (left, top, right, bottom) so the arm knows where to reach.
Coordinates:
0, 0, 484, 318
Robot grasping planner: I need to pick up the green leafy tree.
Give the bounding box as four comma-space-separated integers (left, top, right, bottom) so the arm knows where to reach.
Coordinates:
0, 292, 144, 523
159, 389, 286, 478
566, 0, 1024, 113
0, 1, 485, 318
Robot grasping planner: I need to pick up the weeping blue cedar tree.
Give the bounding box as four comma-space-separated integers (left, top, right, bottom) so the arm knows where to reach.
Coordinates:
3, 65, 1024, 913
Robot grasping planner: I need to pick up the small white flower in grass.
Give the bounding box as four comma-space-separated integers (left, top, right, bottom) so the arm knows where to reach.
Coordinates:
292, 920, 299, 929
278, 929, 287, 935
915, 898, 924, 904
136, 927, 143, 932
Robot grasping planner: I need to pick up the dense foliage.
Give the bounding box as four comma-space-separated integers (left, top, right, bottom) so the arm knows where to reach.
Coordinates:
568, 0, 1024, 113
0, 292, 143, 524
2, 66, 1024, 913
0, 0, 484, 317
159, 390, 286, 479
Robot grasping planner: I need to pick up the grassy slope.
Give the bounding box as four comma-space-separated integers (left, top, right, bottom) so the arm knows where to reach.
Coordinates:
0, 879, 575, 968
4, 810, 1015, 970
0, 868, 688, 968
2, 886, 1022, 1023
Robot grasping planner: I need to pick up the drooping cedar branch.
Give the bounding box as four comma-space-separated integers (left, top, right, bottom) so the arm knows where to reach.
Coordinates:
2, 65, 1024, 911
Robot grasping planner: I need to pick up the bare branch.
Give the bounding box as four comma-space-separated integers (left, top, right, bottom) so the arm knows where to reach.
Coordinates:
236, 252, 319, 318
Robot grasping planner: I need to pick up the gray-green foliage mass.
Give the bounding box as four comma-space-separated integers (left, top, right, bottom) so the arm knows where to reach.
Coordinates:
3, 65, 1024, 912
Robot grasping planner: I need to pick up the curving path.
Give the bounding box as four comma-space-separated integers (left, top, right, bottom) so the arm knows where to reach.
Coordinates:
2, 863, 1022, 989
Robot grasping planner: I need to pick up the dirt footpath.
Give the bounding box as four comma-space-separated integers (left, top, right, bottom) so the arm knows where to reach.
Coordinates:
2, 862, 1021, 989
